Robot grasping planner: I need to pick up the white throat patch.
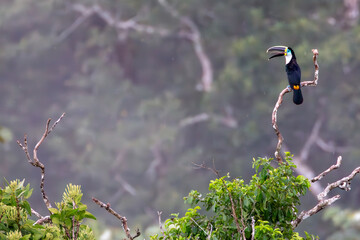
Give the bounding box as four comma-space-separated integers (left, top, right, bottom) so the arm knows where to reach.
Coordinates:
285, 54, 292, 64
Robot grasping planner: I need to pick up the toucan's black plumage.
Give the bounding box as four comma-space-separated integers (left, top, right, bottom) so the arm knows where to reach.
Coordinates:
267, 46, 303, 105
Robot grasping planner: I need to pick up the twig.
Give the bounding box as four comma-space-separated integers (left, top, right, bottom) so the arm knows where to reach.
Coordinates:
179, 112, 237, 128
317, 164, 360, 201
292, 195, 339, 228
31, 208, 43, 219
292, 156, 360, 228
17, 113, 66, 212
190, 217, 208, 237
72, 201, 76, 240
299, 116, 323, 162
272, 49, 319, 163
251, 216, 255, 240
311, 156, 342, 182
92, 197, 140, 239
157, 211, 165, 236
207, 223, 213, 240
55, 12, 91, 44
31, 208, 51, 225
33, 216, 51, 225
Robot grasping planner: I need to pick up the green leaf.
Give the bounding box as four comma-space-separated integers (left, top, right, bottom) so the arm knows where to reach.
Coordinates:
48, 208, 59, 214
84, 211, 96, 220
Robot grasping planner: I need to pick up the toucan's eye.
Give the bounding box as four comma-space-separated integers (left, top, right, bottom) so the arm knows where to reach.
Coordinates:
287, 50, 291, 55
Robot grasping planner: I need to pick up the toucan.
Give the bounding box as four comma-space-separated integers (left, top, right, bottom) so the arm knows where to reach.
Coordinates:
267, 46, 303, 105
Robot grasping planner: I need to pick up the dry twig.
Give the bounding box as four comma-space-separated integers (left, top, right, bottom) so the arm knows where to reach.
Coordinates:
92, 197, 140, 239
251, 216, 255, 240
311, 156, 342, 183
292, 156, 360, 227
157, 211, 165, 236
17, 113, 66, 212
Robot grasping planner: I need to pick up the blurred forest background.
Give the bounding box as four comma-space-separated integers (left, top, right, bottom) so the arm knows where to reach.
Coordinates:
1, 0, 360, 239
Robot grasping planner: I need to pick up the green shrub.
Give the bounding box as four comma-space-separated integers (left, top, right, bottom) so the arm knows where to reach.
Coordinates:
0, 179, 95, 240
152, 153, 317, 239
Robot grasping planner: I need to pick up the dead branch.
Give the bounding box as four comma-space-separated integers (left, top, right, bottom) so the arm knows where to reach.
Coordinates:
251, 216, 255, 240
17, 113, 66, 212
157, 211, 165, 236
272, 49, 319, 163
33, 216, 52, 225
72, 4, 169, 38
317, 164, 360, 200
30, 208, 51, 225
299, 117, 323, 162
292, 156, 360, 228
92, 197, 140, 240
311, 156, 342, 183
158, 0, 213, 92
55, 12, 91, 44
292, 195, 340, 228
179, 111, 237, 129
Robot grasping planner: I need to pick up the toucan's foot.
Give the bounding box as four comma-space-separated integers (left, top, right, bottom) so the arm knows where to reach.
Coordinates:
286, 85, 291, 91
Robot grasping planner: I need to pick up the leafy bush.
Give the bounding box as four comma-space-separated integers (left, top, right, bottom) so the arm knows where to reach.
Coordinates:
0, 179, 96, 240
152, 154, 317, 239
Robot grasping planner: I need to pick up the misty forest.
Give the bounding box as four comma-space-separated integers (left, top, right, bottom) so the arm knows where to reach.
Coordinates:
1, 0, 360, 239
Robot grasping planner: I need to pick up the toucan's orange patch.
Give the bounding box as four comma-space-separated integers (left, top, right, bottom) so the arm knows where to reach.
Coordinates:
293, 85, 300, 90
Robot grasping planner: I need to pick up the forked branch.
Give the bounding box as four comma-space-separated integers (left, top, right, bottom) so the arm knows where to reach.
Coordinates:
92, 197, 140, 239
292, 156, 360, 227
16, 113, 66, 212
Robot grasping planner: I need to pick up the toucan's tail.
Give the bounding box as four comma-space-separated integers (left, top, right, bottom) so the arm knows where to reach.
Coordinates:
293, 88, 303, 105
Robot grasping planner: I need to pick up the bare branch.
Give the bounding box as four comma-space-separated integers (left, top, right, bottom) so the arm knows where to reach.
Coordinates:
55, 13, 91, 44
272, 49, 319, 163
292, 156, 360, 228
33, 216, 51, 225
115, 174, 137, 196
92, 197, 140, 239
17, 113, 66, 212
180, 112, 237, 128
179, 113, 210, 127
292, 195, 340, 228
157, 211, 165, 236
31, 208, 43, 219
311, 156, 342, 183
317, 164, 360, 201
158, 0, 213, 92
299, 117, 323, 162
251, 216, 255, 240
72, 4, 170, 38
316, 137, 348, 153
190, 217, 208, 237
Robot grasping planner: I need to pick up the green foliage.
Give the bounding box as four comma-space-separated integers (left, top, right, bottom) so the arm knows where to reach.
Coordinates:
152, 154, 316, 239
0, 180, 95, 239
